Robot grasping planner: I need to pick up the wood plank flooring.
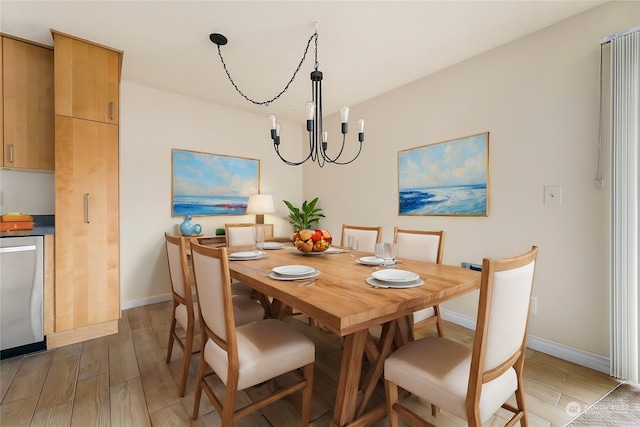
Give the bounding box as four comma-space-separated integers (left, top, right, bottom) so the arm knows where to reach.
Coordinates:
1, 301, 620, 426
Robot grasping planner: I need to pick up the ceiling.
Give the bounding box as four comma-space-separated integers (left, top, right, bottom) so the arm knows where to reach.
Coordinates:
1, 1, 608, 122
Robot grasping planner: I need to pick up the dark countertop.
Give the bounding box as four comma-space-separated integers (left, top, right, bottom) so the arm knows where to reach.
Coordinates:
0, 214, 54, 237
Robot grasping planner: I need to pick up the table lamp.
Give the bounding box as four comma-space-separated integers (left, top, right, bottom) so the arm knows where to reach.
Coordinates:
246, 194, 274, 224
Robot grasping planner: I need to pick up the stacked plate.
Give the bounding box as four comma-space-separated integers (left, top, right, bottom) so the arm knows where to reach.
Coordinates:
228, 250, 266, 261
357, 256, 395, 266
366, 269, 424, 288
268, 265, 321, 281
263, 242, 285, 250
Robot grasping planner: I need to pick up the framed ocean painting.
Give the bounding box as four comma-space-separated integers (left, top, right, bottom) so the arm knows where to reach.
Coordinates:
398, 132, 489, 216
172, 149, 259, 216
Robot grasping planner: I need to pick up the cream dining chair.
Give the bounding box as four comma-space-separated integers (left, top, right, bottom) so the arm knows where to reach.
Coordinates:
384, 246, 539, 427
190, 242, 315, 426
393, 227, 446, 337
223, 223, 274, 314
340, 224, 383, 253
164, 233, 265, 397
224, 222, 274, 247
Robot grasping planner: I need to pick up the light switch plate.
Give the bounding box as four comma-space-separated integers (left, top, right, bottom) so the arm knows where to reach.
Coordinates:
544, 185, 562, 205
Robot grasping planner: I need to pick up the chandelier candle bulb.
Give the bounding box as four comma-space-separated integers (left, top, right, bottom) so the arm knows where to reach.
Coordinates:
341, 107, 349, 122
358, 119, 365, 142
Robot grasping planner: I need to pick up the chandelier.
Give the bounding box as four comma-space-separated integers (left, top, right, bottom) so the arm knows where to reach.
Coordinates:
209, 24, 364, 167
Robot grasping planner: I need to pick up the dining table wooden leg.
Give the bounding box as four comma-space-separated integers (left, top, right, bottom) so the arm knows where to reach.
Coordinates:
330, 329, 369, 427
356, 320, 397, 418
394, 314, 413, 347
268, 299, 288, 320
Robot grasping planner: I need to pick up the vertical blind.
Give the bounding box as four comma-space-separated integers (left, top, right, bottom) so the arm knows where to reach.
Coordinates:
607, 27, 639, 384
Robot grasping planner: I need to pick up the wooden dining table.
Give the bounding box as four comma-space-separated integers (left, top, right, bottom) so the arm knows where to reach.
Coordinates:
224, 243, 481, 427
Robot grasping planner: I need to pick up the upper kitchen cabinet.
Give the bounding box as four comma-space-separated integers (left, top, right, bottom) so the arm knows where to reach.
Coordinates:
1, 35, 55, 171
52, 31, 122, 124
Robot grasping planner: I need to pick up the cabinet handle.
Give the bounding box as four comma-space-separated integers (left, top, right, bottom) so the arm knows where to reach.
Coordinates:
9, 144, 14, 163
109, 102, 114, 120
85, 193, 91, 223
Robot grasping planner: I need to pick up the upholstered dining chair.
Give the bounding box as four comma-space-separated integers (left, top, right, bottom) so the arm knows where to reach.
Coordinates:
340, 224, 383, 253
393, 227, 446, 337
384, 246, 539, 427
223, 223, 274, 313
164, 233, 265, 397
190, 242, 315, 426
224, 223, 274, 247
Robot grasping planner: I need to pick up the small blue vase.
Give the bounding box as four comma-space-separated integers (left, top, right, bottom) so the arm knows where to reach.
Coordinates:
180, 214, 194, 236
193, 224, 202, 235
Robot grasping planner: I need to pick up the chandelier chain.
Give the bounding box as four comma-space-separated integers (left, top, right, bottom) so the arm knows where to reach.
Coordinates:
215, 31, 318, 106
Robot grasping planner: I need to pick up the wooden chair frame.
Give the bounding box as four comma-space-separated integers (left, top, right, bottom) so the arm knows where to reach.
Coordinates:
393, 227, 445, 337
385, 246, 539, 427
164, 233, 198, 397
340, 224, 383, 253
224, 223, 274, 247
190, 243, 314, 426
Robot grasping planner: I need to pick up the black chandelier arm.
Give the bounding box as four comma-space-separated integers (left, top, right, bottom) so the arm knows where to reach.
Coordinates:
214, 32, 318, 107
321, 134, 364, 165
272, 139, 314, 166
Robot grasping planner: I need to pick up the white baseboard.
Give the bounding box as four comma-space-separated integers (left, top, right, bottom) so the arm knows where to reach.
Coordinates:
441, 308, 610, 374
122, 293, 172, 310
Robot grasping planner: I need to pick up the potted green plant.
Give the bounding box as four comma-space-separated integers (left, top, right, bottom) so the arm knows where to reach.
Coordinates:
283, 197, 325, 232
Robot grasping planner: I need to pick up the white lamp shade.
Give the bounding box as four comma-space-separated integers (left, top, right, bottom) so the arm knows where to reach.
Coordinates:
246, 194, 275, 214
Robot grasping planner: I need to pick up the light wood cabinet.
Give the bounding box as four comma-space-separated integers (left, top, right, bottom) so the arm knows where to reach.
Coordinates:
50, 31, 122, 344
54, 116, 119, 332
1, 35, 55, 170
52, 31, 121, 124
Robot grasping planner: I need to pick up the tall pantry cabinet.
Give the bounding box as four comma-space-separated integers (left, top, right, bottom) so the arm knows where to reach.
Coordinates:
50, 31, 123, 347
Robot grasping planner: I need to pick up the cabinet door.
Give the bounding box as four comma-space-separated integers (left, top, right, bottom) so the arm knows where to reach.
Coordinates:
54, 116, 119, 331
53, 32, 121, 124
2, 37, 55, 170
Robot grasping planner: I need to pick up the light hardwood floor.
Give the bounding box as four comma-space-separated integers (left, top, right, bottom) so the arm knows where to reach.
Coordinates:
1, 301, 620, 426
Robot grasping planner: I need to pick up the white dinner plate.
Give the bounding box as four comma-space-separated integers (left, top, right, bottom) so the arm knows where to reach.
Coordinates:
263, 242, 284, 250
268, 270, 321, 281
228, 251, 266, 260
324, 247, 345, 254
365, 277, 424, 289
272, 265, 315, 276
371, 269, 420, 283
357, 256, 395, 266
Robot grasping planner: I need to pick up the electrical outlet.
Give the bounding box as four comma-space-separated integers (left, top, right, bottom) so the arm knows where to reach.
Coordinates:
530, 297, 538, 314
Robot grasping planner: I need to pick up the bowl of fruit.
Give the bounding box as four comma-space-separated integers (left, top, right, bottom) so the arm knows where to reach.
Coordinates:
293, 229, 333, 253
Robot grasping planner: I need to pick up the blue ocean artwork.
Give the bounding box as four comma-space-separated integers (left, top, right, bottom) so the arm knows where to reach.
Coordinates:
172, 150, 259, 216
398, 133, 488, 215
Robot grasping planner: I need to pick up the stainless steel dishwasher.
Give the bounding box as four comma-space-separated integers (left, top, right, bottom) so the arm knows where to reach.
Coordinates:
0, 235, 46, 359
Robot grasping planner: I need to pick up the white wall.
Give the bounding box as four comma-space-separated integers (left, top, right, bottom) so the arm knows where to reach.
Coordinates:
119, 82, 303, 306
0, 170, 54, 214
306, 1, 639, 358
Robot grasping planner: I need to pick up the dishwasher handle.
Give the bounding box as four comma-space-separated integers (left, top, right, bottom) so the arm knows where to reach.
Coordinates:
0, 245, 37, 253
